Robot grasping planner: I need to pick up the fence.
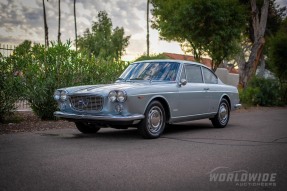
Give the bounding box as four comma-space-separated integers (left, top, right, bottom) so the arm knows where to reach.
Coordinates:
0, 44, 15, 57
1, 43, 32, 111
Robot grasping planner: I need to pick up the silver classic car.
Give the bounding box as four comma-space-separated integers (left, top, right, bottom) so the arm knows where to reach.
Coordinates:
54, 60, 241, 138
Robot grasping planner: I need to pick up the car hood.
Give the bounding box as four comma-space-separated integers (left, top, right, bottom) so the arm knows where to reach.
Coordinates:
63, 82, 177, 96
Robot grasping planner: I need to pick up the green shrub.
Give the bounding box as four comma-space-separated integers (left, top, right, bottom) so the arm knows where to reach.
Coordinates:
0, 54, 25, 122
268, 21, 287, 104
0, 40, 128, 121
239, 77, 283, 106
21, 42, 127, 120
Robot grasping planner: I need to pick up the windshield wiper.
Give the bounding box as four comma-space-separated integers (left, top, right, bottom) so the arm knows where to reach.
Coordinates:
116, 77, 125, 81
129, 77, 144, 80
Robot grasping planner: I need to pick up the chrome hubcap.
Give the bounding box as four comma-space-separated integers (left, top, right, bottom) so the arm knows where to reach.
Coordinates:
147, 106, 163, 134
219, 103, 228, 125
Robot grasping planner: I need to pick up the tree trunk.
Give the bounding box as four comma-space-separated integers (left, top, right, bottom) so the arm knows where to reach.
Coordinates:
58, 0, 61, 43
74, 0, 78, 51
239, 0, 269, 88
147, 0, 150, 57
43, 0, 49, 47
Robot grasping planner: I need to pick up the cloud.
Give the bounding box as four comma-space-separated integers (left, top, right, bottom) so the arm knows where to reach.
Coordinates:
276, 0, 287, 7
0, 0, 184, 60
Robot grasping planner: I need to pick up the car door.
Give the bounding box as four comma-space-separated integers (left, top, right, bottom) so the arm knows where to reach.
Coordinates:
177, 64, 209, 117
201, 66, 220, 113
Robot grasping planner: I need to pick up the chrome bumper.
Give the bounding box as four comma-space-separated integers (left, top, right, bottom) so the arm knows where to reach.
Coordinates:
54, 111, 145, 122
234, 104, 242, 109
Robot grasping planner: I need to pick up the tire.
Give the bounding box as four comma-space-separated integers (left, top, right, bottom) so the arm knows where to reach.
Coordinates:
138, 101, 166, 139
75, 122, 101, 134
211, 98, 230, 128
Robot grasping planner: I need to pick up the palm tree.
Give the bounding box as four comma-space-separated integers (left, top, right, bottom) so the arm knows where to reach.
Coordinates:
42, 0, 49, 47
147, 0, 150, 57
74, 0, 78, 51
58, 0, 61, 43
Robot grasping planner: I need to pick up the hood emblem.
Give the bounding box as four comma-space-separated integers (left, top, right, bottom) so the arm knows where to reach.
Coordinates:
78, 99, 89, 107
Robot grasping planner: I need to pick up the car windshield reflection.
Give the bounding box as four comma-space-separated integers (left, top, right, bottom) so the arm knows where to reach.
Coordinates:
119, 62, 180, 82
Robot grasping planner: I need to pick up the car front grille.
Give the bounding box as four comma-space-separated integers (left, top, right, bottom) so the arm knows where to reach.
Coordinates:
69, 95, 103, 112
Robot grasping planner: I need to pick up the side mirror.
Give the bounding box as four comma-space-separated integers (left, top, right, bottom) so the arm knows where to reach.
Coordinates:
179, 79, 187, 86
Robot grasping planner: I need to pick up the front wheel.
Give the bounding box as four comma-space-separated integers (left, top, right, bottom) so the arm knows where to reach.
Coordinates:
138, 101, 166, 139
211, 98, 230, 128
75, 122, 101, 134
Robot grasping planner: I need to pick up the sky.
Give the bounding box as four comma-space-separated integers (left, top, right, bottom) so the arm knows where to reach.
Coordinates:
0, 0, 286, 61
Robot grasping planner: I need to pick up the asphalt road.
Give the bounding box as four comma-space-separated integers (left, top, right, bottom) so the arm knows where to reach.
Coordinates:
1, 108, 287, 191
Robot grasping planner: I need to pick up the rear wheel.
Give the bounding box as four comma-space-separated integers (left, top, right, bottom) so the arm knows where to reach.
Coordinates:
138, 101, 166, 139
211, 98, 230, 128
75, 122, 101, 134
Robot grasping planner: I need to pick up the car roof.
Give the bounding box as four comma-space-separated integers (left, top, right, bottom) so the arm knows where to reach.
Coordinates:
134, 59, 208, 68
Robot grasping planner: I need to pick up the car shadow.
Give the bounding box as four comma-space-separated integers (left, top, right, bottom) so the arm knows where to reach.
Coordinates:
41, 120, 236, 140
68, 128, 141, 140
70, 121, 218, 139
164, 121, 214, 135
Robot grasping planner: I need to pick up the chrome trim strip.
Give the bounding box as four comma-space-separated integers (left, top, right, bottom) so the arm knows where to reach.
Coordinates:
172, 112, 217, 119
54, 111, 145, 121
131, 90, 237, 97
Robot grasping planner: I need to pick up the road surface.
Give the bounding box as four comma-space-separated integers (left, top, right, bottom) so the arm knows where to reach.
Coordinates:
1, 108, 287, 191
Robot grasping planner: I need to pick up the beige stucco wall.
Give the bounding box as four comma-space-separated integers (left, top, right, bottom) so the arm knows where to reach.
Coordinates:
215, 68, 239, 87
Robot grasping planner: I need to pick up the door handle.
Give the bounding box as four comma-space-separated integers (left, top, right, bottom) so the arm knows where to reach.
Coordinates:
203, 88, 210, 91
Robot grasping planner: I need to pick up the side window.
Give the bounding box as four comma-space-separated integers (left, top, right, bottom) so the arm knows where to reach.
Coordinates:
202, 67, 218, 84
185, 64, 203, 83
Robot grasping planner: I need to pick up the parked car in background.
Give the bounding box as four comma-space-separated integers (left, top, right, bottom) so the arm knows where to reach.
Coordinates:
54, 60, 241, 139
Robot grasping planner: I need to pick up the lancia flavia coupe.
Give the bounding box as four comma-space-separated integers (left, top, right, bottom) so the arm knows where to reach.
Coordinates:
54, 60, 241, 139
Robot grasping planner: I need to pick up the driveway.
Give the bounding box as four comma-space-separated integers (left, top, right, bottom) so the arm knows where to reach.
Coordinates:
1, 108, 287, 191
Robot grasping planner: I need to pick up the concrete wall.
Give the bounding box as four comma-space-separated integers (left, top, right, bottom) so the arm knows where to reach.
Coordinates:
215, 68, 239, 87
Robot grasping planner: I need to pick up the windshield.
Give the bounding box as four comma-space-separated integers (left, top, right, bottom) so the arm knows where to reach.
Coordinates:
119, 62, 180, 81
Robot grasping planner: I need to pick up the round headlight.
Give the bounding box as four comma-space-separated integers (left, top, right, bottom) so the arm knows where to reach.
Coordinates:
60, 90, 68, 101
108, 91, 117, 102
53, 90, 60, 100
117, 90, 127, 102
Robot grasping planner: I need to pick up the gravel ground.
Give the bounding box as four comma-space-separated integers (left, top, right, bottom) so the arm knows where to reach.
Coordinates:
0, 112, 74, 135
0, 106, 285, 135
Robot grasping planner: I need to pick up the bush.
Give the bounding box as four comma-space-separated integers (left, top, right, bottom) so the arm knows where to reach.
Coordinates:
22, 42, 128, 120
268, 20, 287, 104
239, 77, 283, 106
0, 54, 25, 122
